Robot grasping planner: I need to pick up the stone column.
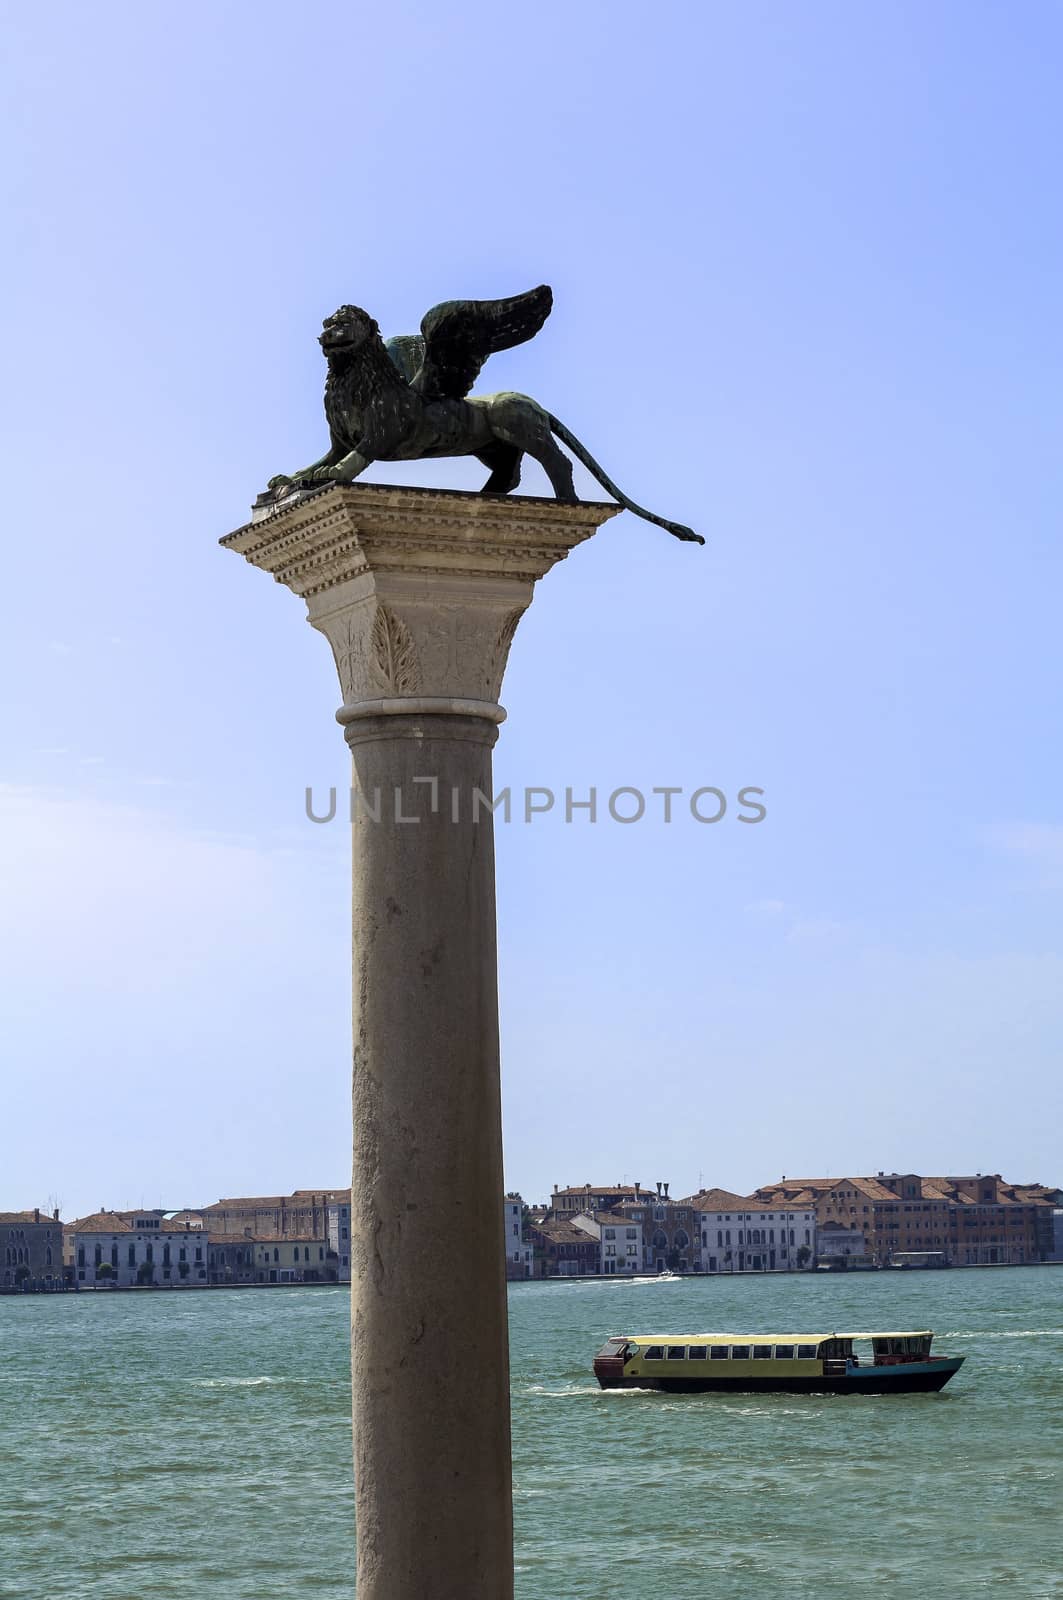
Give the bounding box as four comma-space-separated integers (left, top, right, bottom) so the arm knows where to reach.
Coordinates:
222, 482, 619, 1599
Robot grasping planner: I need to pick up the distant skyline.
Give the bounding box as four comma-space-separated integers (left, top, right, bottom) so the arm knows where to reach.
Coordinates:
3, 3, 1062, 1219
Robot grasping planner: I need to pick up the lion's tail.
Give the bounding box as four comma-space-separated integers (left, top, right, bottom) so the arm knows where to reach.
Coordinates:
547, 414, 704, 545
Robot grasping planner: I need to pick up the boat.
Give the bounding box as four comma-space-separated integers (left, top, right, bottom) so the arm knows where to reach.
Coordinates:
593, 1330, 965, 1394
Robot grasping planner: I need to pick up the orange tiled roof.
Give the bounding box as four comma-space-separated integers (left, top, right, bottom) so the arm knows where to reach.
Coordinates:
65, 1212, 134, 1233
552, 1185, 652, 1200
531, 1219, 597, 1244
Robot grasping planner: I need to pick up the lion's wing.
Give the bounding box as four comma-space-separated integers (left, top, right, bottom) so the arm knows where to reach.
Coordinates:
412, 286, 553, 402
385, 333, 424, 385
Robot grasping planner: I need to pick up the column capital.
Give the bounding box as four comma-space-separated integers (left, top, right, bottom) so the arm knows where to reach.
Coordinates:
221, 482, 620, 721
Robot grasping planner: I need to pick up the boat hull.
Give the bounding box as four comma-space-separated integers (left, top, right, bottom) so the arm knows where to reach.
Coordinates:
597, 1357, 964, 1395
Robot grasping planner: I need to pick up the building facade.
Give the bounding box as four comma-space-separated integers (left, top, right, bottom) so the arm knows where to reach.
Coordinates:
571, 1210, 643, 1274
251, 1235, 332, 1283
754, 1172, 1061, 1267
207, 1234, 257, 1286
550, 1181, 659, 1216
65, 1213, 209, 1287
686, 1190, 816, 1273
1, 1209, 64, 1291
528, 1217, 599, 1276
199, 1190, 340, 1239
504, 1194, 533, 1280
325, 1193, 352, 1283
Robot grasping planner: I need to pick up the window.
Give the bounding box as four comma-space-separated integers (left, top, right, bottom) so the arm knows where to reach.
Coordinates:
626, 1229, 637, 1240
774, 1345, 795, 1360
731, 1346, 750, 1360
796, 1345, 817, 1360
604, 1229, 615, 1240
273, 1248, 279, 1263
709, 1347, 729, 1361
687, 1346, 707, 1360
752, 1345, 772, 1360
643, 1346, 664, 1361
667, 1346, 687, 1360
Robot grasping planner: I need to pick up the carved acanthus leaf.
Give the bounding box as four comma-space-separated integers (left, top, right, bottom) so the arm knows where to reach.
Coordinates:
490, 606, 528, 693
370, 604, 420, 694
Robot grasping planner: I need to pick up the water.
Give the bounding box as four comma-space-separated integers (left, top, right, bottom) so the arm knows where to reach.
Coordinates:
1, 1266, 1060, 1598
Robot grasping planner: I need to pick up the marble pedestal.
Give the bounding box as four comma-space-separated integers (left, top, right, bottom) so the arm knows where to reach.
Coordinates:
222, 483, 618, 1599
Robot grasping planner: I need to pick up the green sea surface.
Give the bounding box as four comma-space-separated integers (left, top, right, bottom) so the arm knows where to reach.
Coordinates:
2, 1266, 1060, 1598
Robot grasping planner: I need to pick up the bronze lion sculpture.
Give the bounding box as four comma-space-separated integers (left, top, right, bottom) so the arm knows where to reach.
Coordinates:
258, 286, 702, 544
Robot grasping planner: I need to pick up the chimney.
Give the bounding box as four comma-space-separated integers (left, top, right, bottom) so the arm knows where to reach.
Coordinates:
53, 1208, 59, 1221
663, 1182, 669, 1199
634, 1182, 640, 1198
656, 1182, 662, 1197
34, 1207, 40, 1223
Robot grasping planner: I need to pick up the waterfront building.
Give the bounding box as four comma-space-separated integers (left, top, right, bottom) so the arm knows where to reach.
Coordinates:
615, 1192, 696, 1272
250, 1234, 331, 1283
527, 1217, 599, 1276
325, 1193, 352, 1282
755, 1172, 1061, 1266
1, 1208, 64, 1291
549, 1180, 655, 1216
206, 1234, 257, 1286
504, 1194, 533, 1280
65, 1212, 209, 1286
571, 1210, 643, 1274
1051, 1209, 1063, 1262
685, 1189, 816, 1273
199, 1189, 341, 1239
815, 1221, 871, 1266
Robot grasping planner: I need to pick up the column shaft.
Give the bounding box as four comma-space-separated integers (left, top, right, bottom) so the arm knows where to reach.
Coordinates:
346, 712, 512, 1600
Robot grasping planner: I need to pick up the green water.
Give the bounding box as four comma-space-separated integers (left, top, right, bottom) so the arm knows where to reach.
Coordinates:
2, 1267, 1060, 1598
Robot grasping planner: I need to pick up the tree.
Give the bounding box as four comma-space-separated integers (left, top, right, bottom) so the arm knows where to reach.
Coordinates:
14, 1265, 30, 1285
796, 1246, 812, 1268
136, 1261, 155, 1285
96, 1263, 114, 1280
178, 1261, 190, 1278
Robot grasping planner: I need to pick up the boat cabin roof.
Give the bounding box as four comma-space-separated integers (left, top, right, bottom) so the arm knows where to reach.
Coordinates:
624, 1330, 933, 1344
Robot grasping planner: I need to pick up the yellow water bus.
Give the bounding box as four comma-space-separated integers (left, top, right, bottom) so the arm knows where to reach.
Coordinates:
593, 1331, 965, 1394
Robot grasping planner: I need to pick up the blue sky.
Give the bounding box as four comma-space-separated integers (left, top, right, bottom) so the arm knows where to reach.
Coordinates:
2, 3, 1060, 1217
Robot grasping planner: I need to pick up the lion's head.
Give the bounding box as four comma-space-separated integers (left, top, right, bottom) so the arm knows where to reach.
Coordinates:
319, 305, 379, 357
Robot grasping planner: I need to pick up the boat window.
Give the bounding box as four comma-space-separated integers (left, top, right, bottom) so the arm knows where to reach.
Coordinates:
687, 1346, 707, 1360
643, 1346, 664, 1361
709, 1346, 729, 1360
751, 1344, 771, 1360
774, 1344, 795, 1360
889, 1339, 905, 1356
730, 1345, 751, 1360
667, 1345, 687, 1360
596, 1339, 630, 1358
796, 1344, 817, 1360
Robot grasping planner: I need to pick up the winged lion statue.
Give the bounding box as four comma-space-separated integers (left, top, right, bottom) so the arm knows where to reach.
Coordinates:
257, 285, 703, 544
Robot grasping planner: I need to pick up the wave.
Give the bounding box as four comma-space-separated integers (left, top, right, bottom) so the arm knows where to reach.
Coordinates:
941, 1329, 1063, 1340
190, 1376, 285, 1388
